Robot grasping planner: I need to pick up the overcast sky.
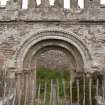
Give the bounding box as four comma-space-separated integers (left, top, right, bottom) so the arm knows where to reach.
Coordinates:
0, 0, 105, 9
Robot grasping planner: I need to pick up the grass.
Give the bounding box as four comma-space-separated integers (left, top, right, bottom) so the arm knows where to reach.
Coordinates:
36, 67, 103, 105
36, 67, 71, 80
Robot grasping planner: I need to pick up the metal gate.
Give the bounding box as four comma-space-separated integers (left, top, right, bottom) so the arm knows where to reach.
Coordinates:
0, 69, 105, 105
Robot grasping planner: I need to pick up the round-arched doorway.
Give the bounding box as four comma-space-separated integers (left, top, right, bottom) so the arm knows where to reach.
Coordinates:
15, 29, 92, 105
16, 29, 92, 71
23, 39, 84, 72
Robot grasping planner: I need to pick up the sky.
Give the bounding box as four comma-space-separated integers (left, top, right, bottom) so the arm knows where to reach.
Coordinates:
0, 0, 105, 9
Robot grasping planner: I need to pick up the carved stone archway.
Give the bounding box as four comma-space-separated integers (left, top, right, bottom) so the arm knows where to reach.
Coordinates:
14, 29, 93, 105
15, 28, 92, 72
23, 39, 83, 72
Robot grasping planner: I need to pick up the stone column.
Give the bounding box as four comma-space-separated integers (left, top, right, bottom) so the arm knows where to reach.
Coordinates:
70, 0, 78, 9
15, 71, 23, 105
28, 0, 37, 8
54, 0, 64, 8
23, 68, 36, 105
23, 69, 31, 105
40, 0, 50, 7
18, 0, 22, 8
7, 68, 16, 89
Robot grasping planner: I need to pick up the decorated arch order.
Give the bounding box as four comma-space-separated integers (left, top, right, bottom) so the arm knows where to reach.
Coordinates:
24, 40, 82, 72
15, 28, 93, 72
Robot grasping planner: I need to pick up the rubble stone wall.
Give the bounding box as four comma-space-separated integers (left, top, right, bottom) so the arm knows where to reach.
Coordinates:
0, 22, 104, 72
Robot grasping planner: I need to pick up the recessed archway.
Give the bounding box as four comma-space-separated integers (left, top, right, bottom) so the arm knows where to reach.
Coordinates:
14, 29, 93, 105
15, 29, 92, 72
23, 39, 83, 72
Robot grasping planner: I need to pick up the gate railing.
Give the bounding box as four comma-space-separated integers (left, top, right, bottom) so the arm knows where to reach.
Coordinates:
0, 70, 105, 105
35, 75, 104, 105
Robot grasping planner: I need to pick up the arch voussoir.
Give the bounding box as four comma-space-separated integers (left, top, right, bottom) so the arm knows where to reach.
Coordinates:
15, 28, 93, 72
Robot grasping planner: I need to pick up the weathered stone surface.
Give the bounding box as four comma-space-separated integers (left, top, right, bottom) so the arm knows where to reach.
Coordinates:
70, 0, 78, 9
84, 0, 100, 8
40, 0, 50, 7
0, 22, 104, 73
0, 2, 105, 103
6, 0, 19, 10
0, 7, 105, 21
17, 0, 22, 9
28, 0, 37, 8
54, 0, 64, 8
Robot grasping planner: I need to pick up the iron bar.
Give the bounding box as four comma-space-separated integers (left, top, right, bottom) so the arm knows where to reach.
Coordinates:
83, 74, 86, 105
89, 78, 92, 105
76, 79, 80, 105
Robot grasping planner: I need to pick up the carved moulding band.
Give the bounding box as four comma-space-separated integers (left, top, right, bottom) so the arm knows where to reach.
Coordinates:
15, 28, 93, 72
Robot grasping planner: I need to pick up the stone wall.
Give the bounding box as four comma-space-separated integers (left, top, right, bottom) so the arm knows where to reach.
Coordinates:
0, 0, 105, 73
0, 1, 105, 104
0, 22, 105, 72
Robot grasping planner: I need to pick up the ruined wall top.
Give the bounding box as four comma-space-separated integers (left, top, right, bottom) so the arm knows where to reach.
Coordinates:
0, 0, 105, 22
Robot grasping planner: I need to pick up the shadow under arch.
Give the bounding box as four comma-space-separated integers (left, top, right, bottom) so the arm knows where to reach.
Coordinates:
32, 46, 76, 72
23, 39, 83, 72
